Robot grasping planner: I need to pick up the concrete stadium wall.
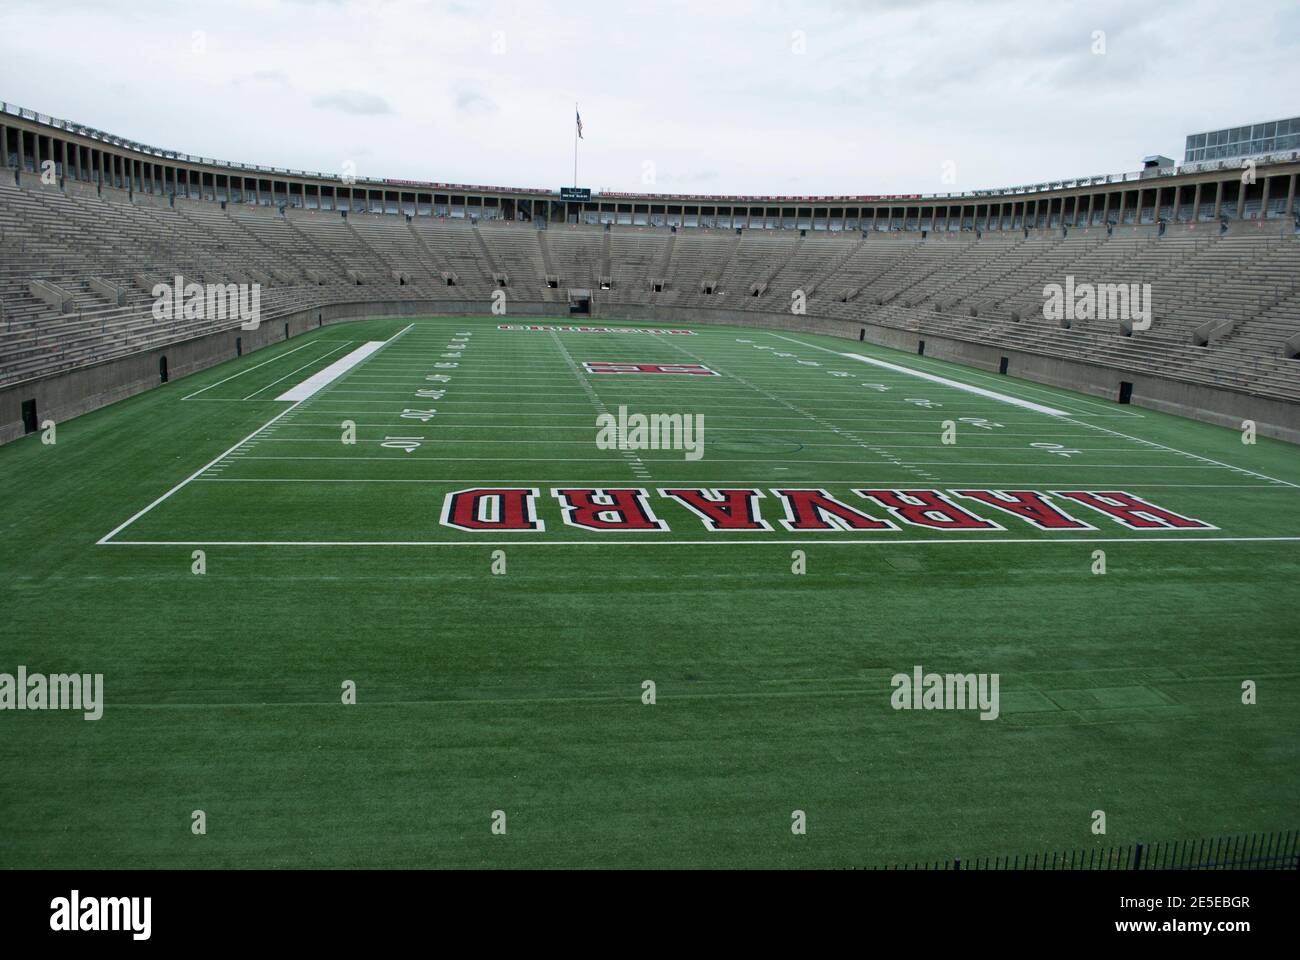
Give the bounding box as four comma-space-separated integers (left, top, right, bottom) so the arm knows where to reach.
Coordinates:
0, 298, 557, 444
591, 302, 1300, 443
3, 297, 1297, 446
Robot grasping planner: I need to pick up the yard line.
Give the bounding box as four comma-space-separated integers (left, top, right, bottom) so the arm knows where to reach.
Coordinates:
240, 437, 1179, 452
772, 335, 1071, 416
231, 455, 1276, 467
547, 329, 647, 480
99, 536, 1300, 547
98, 322, 415, 545
97, 400, 305, 544
768, 331, 1296, 486
258, 422, 1112, 437
273, 341, 389, 401
191, 478, 1289, 488
180, 339, 330, 400
1061, 416, 1299, 488
242, 341, 354, 400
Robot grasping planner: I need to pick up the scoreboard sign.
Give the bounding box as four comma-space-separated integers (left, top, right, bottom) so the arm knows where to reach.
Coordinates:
560, 187, 592, 201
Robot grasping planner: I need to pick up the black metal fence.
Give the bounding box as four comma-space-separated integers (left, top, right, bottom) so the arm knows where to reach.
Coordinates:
869, 830, 1298, 870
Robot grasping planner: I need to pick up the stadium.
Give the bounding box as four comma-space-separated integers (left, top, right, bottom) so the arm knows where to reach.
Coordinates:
0, 0, 1297, 901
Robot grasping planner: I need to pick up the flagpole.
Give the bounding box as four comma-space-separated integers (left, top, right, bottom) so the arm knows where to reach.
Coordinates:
573, 101, 578, 187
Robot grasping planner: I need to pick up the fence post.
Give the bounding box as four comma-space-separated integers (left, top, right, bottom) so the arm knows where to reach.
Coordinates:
953, 856, 961, 871
1133, 842, 1145, 871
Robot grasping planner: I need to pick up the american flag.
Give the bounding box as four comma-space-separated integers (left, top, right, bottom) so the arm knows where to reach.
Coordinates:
576, 109, 584, 139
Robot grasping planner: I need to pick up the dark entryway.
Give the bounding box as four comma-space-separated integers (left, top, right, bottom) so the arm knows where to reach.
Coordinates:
21, 399, 38, 434
236, 337, 243, 357
917, 340, 926, 355
159, 356, 169, 383
999, 356, 1009, 375
1118, 381, 1133, 404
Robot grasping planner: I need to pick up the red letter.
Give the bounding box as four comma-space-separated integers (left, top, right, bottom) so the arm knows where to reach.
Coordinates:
951, 490, 1093, 530
659, 488, 770, 531
1053, 491, 1214, 530
772, 489, 894, 532
551, 488, 667, 531
441, 488, 544, 531
854, 490, 1000, 530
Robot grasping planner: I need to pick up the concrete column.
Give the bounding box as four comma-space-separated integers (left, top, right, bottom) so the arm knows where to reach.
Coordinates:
1236, 179, 1247, 220
1117, 191, 1127, 224
1286, 173, 1296, 220
0, 122, 7, 167
1100, 192, 1110, 225
1191, 183, 1201, 221
1151, 187, 1162, 224
1259, 176, 1271, 218
1213, 180, 1223, 219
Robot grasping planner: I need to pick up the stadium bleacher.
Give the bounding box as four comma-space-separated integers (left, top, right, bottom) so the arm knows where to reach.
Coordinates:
2, 174, 1297, 405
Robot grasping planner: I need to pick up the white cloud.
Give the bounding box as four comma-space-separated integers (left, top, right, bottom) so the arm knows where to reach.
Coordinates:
0, 0, 1296, 194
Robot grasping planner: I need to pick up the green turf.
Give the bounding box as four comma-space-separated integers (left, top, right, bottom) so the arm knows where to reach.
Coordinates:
1, 316, 1297, 868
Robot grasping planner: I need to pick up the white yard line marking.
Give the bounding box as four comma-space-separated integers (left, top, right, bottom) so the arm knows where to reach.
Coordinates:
99, 536, 1300, 547
242, 342, 353, 400
98, 323, 414, 545
96, 401, 305, 545
189, 479, 1288, 489
274, 341, 388, 401
180, 340, 327, 400
769, 332, 1297, 487
1060, 417, 1299, 488
834, 349, 1070, 416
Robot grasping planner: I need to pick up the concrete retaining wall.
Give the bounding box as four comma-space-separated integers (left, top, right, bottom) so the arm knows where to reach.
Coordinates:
3, 297, 1297, 445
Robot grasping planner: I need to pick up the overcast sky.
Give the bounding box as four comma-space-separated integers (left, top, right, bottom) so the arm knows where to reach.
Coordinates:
2, 0, 1297, 196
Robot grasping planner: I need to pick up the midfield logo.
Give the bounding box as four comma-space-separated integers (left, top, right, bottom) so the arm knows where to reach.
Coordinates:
499, 325, 696, 334
583, 362, 719, 376
433, 488, 1215, 533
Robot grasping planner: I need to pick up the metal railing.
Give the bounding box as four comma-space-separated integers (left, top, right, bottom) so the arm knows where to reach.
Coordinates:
863, 830, 1299, 870
5, 98, 1298, 206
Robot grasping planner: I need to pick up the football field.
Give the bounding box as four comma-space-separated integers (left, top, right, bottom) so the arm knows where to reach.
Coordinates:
2, 315, 1298, 867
